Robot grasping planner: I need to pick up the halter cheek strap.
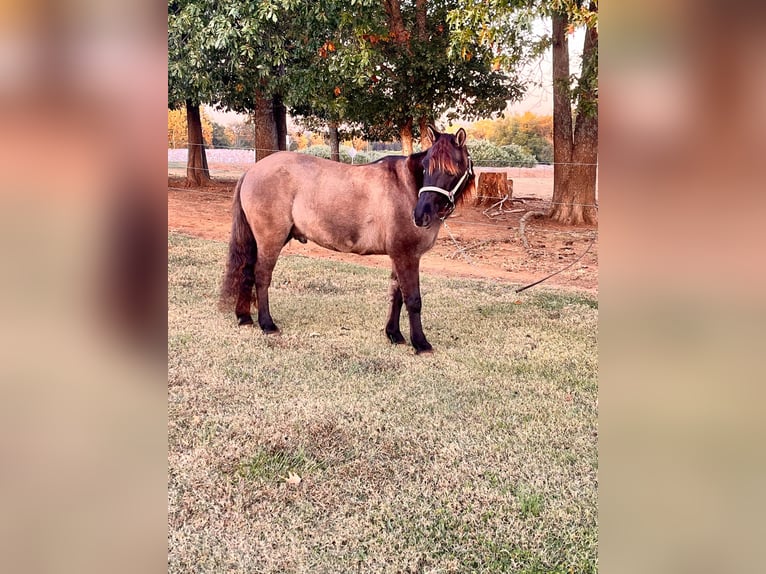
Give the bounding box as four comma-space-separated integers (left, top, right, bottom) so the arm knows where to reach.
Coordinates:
418, 157, 474, 205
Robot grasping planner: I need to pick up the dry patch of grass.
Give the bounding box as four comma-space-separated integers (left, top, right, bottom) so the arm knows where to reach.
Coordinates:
168, 232, 598, 573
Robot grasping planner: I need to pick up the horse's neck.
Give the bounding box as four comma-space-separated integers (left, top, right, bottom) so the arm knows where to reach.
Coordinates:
404, 153, 425, 194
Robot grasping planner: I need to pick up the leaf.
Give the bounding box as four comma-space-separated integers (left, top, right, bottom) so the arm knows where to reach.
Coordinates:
283, 472, 302, 486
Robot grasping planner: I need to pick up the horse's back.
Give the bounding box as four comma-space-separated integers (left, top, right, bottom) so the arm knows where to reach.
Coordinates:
240, 152, 376, 197
240, 151, 319, 191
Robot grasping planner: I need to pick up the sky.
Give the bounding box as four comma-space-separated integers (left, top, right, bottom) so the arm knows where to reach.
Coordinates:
204, 106, 249, 126
506, 21, 586, 116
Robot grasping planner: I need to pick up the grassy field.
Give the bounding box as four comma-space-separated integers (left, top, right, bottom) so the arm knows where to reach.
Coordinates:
168, 231, 598, 573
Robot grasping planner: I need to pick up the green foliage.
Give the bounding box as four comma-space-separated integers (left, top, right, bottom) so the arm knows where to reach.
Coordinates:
522, 138, 553, 164
169, 0, 320, 111
285, 1, 381, 123
502, 144, 538, 168
468, 113, 554, 164
494, 114, 552, 162
517, 487, 544, 518
467, 139, 537, 168
335, 0, 527, 142
238, 446, 325, 483
299, 145, 335, 160
168, 0, 216, 108
447, 1, 543, 72
169, 0, 532, 146
211, 122, 233, 148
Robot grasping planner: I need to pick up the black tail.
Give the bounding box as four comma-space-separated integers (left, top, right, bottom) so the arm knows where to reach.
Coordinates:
218, 174, 257, 323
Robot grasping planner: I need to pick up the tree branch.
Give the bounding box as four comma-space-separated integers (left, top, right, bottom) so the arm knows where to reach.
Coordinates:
519, 210, 546, 251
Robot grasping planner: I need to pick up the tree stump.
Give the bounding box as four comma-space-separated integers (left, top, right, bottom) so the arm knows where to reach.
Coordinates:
474, 172, 512, 207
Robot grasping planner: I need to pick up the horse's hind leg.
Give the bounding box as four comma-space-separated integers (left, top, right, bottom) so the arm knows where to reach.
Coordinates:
235, 249, 256, 325
385, 270, 406, 344
253, 247, 281, 333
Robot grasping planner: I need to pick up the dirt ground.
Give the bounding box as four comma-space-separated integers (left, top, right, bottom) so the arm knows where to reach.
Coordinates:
168, 170, 598, 294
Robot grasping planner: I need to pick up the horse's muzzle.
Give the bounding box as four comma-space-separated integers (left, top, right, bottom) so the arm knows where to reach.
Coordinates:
413, 211, 433, 228
413, 197, 436, 228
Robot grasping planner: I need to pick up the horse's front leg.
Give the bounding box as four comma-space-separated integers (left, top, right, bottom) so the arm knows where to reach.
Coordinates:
392, 257, 432, 354
385, 271, 406, 344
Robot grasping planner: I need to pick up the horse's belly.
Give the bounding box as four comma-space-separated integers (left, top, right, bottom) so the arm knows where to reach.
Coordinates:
349, 242, 386, 256
295, 211, 386, 255
308, 232, 386, 256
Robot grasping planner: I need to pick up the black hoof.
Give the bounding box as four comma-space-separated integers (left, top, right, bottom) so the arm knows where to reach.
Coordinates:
237, 314, 254, 326
387, 331, 406, 345
414, 342, 433, 355
260, 324, 280, 335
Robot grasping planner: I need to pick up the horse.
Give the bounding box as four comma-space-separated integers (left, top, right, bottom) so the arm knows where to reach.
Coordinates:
219, 125, 474, 354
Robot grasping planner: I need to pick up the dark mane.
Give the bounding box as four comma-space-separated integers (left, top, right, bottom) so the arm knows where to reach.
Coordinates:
425, 136, 461, 176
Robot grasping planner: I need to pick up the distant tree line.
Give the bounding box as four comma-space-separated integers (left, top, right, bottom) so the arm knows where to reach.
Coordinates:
466, 112, 553, 165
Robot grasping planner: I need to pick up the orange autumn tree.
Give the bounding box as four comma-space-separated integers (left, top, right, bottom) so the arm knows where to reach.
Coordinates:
167, 108, 213, 149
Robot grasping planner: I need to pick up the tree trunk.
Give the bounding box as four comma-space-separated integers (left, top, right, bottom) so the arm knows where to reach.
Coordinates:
550, 12, 573, 217
400, 118, 414, 156
185, 100, 210, 186
254, 92, 279, 162
383, 0, 408, 47
560, 94, 598, 224
328, 121, 340, 162
569, 11, 599, 225
273, 94, 288, 151
549, 9, 598, 225
415, 0, 427, 41
475, 172, 510, 207
418, 116, 433, 150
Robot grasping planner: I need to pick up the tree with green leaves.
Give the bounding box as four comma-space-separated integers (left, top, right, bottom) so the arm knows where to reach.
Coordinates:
498, 113, 553, 164
168, 0, 534, 174
448, 0, 598, 225
287, 0, 529, 156
169, 0, 298, 174
168, 0, 217, 185
351, 0, 527, 154
283, 0, 382, 161
189, 0, 295, 161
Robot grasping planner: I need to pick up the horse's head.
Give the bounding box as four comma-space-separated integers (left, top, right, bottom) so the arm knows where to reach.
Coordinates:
413, 125, 474, 229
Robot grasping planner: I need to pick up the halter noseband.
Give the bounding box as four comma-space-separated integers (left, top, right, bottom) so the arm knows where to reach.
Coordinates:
418, 156, 474, 207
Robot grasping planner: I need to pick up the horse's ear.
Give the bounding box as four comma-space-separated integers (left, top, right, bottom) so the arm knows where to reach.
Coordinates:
455, 128, 467, 147
426, 125, 438, 143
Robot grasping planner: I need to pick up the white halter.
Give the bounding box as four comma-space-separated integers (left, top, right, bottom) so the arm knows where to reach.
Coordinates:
418, 156, 474, 206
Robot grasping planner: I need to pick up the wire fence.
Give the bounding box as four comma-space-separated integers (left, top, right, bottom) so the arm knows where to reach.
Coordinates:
168, 184, 598, 212
167, 144, 599, 167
